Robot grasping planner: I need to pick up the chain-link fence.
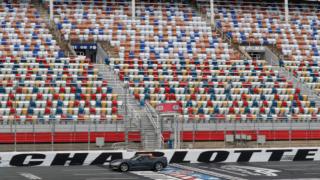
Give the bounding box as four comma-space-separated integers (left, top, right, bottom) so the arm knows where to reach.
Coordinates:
0, 120, 141, 152
1, 117, 320, 152
161, 115, 320, 149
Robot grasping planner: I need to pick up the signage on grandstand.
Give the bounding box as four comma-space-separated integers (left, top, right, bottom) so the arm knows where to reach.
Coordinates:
156, 103, 181, 113
72, 44, 97, 50
1, 148, 320, 167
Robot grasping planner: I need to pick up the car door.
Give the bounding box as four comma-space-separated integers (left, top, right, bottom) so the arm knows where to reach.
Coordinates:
144, 156, 155, 170
130, 156, 148, 170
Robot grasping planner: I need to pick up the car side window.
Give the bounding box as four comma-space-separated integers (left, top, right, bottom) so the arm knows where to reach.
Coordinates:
145, 156, 152, 161
139, 156, 150, 161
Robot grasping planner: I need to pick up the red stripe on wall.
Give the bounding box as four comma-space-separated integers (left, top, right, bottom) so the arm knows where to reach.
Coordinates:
1, 130, 320, 143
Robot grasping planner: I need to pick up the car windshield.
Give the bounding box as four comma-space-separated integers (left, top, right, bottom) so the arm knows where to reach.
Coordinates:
130, 155, 142, 161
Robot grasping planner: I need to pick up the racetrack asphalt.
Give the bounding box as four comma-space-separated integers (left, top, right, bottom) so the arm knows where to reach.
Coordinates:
2, 161, 320, 180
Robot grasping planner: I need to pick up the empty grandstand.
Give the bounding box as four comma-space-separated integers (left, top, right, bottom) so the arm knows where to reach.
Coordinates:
0, 0, 320, 151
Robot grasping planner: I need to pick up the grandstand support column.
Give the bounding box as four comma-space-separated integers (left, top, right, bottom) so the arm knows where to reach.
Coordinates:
210, 0, 214, 26
132, 0, 135, 20
124, 82, 129, 148
49, 0, 53, 23
284, 0, 289, 24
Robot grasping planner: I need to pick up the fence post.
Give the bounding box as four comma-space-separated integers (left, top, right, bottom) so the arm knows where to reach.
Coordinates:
180, 118, 184, 148
289, 118, 292, 147
14, 119, 17, 152
223, 118, 226, 148
195, 117, 199, 148
306, 119, 309, 146
123, 82, 129, 149
254, 119, 257, 148
88, 119, 91, 150
192, 117, 195, 148
73, 120, 77, 151
257, 119, 261, 148
33, 120, 35, 151
272, 118, 275, 146
215, 117, 218, 147
233, 119, 236, 136
308, 119, 311, 146
51, 120, 55, 151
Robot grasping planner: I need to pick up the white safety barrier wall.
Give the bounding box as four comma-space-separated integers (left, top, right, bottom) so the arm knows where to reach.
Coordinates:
1, 147, 320, 167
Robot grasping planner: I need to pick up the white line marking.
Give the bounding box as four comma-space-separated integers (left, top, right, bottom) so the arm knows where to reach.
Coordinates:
170, 164, 247, 180
209, 167, 248, 176
220, 165, 280, 177
283, 168, 320, 171
19, 173, 42, 180
86, 178, 138, 180
63, 169, 107, 172
131, 171, 181, 180
304, 173, 320, 175
74, 173, 121, 176
278, 178, 319, 180
1, 176, 18, 179
264, 164, 309, 167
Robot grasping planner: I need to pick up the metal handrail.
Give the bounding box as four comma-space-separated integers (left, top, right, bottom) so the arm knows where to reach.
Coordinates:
145, 103, 165, 149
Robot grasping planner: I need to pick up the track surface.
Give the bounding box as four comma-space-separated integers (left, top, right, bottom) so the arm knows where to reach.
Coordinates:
1, 161, 320, 180
184, 161, 320, 180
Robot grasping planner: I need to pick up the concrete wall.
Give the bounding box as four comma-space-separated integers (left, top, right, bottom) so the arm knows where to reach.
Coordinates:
1, 147, 320, 167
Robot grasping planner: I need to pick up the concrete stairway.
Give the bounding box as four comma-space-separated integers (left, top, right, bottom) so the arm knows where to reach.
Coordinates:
191, 3, 320, 107
264, 47, 320, 106
191, 5, 252, 60
101, 63, 162, 150
140, 113, 160, 150
98, 42, 163, 150
143, 104, 164, 150
35, 2, 76, 56
95, 63, 143, 149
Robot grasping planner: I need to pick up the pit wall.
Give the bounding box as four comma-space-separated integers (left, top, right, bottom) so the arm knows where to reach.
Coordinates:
1, 147, 319, 167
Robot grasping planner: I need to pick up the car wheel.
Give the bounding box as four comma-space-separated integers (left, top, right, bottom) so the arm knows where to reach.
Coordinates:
154, 162, 164, 171
119, 163, 129, 172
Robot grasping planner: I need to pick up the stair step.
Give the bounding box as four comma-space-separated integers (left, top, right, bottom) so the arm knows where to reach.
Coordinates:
143, 140, 158, 142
